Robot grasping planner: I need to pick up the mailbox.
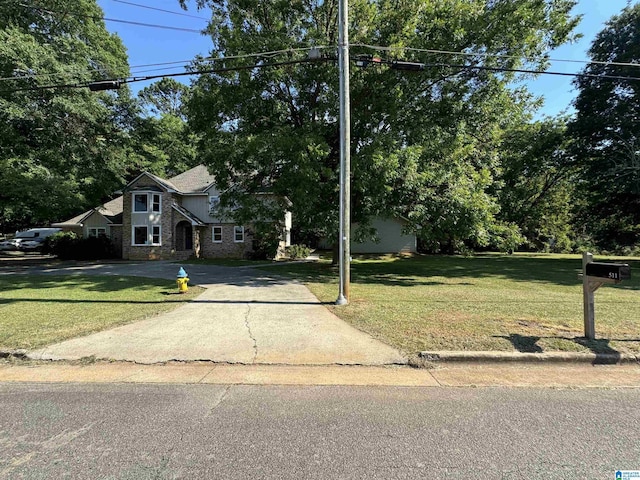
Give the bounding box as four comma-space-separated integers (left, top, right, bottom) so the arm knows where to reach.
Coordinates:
585, 262, 631, 282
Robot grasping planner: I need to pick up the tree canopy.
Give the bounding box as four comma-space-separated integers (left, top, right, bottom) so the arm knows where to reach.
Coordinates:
131, 78, 199, 178
0, 0, 133, 231
183, 0, 579, 253
569, 3, 640, 251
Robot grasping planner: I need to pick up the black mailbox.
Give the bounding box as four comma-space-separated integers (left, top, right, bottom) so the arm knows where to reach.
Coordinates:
585, 262, 631, 282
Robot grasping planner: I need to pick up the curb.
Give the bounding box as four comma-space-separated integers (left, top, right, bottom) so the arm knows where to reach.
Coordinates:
419, 351, 640, 365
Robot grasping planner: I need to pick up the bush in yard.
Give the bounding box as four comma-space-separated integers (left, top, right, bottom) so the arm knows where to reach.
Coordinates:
45, 231, 117, 260
249, 224, 281, 260
43, 231, 78, 258
286, 244, 311, 260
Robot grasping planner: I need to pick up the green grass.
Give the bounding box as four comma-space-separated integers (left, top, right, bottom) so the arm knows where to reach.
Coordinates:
0, 275, 204, 350
259, 253, 640, 355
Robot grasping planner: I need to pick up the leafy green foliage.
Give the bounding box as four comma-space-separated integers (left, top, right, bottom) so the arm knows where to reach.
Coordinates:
44, 231, 117, 260
184, 0, 579, 254
498, 118, 576, 252
129, 79, 199, 178
0, 0, 134, 231
286, 244, 311, 260
138, 78, 190, 118
569, 4, 640, 251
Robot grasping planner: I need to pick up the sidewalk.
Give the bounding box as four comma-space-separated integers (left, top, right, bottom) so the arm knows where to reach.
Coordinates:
1, 361, 639, 387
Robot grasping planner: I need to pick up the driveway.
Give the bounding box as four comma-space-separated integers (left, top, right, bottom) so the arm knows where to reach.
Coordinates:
2, 261, 406, 365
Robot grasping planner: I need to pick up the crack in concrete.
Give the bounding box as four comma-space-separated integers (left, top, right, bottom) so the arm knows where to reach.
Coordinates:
244, 304, 258, 364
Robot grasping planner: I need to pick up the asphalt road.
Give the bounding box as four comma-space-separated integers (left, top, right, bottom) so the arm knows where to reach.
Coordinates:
1, 383, 638, 479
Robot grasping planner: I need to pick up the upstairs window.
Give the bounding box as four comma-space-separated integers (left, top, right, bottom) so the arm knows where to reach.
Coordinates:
152, 194, 161, 213
209, 196, 220, 214
133, 194, 148, 212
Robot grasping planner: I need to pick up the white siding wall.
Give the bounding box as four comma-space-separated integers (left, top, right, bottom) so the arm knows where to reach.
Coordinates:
351, 217, 417, 254
181, 192, 223, 223
83, 212, 111, 237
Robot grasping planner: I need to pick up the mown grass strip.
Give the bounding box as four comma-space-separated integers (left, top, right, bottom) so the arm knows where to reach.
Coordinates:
260, 253, 640, 355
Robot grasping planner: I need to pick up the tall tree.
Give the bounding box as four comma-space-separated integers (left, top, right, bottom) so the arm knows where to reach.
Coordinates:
132, 79, 198, 178
569, 4, 640, 251
183, 0, 579, 253
138, 78, 190, 119
0, 0, 133, 231
498, 118, 576, 252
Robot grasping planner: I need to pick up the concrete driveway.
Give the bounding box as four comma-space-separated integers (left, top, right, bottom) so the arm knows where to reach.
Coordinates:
3, 261, 406, 365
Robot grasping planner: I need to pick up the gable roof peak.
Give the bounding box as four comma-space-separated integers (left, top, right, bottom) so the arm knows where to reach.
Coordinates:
167, 165, 216, 194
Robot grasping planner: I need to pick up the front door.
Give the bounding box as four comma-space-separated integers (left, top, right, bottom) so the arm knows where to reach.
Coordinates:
185, 225, 193, 250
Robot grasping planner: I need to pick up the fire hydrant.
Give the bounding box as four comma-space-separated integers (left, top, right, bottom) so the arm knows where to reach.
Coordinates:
176, 267, 189, 293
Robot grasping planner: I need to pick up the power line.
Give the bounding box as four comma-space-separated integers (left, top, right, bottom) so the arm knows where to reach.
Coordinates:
111, 0, 208, 21
364, 56, 640, 82
21, 4, 204, 33
0, 57, 335, 93
0, 46, 332, 83
5, 50, 640, 95
353, 43, 640, 70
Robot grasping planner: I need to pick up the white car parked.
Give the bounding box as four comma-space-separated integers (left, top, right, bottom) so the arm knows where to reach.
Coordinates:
5, 228, 62, 252
0, 239, 20, 251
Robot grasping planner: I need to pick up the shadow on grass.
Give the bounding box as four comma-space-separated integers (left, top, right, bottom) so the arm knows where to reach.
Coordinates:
0, 298, 330, 306
263, 255, 640, 289
1, 271, 295, 295
494, 334, 640, 364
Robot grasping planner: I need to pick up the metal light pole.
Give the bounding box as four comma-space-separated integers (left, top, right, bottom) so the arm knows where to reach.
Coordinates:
336, 0, 351, 305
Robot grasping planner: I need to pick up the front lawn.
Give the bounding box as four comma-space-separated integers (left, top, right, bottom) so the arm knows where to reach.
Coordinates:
0, 275, 204, 350
260, 253, 640, 355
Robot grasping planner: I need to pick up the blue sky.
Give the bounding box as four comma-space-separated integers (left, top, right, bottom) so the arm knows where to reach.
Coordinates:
96, 0, 635, 118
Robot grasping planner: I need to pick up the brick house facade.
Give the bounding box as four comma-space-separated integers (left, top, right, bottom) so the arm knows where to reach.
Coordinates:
55, 165, 290, 260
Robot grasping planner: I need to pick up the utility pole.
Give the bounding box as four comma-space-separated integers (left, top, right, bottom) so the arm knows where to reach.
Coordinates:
336, 0, 351, 305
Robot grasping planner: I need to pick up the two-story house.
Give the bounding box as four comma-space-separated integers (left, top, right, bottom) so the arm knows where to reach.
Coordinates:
53, 165, 292, 260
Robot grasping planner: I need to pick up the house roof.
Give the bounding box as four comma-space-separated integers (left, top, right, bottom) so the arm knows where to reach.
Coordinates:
124, 165, 216, 195
57, 166, 217, 226
53, 196, 124, 227
172, 203, 206, 226
96, 196, 123, 218
169, 165, 216, 194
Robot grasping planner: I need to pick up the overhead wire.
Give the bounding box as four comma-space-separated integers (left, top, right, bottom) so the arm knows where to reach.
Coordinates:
352, 43, 640, 70
111, 0, 209, 21
0, 46, 333, 83
0, 56, 337, 93
21, 4, 205, 33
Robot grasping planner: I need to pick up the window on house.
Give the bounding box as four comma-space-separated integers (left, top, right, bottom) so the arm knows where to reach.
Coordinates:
234, 226, 244, 243
151, 225, 161, 245
88, 228, 107, 238
133, 226, 148, 245
209, 196, 220, 214
151, 194, 161, 213
212, 226, 222, 243
133, 194, 148, 212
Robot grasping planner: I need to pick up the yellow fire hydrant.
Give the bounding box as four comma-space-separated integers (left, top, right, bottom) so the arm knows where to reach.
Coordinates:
176, 267, 189, 293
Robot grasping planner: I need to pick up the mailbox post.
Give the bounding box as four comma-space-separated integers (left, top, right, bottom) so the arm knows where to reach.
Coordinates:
581, 252, 631, 339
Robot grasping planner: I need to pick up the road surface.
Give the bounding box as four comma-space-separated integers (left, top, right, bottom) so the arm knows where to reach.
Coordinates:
1, 382, 638, 479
